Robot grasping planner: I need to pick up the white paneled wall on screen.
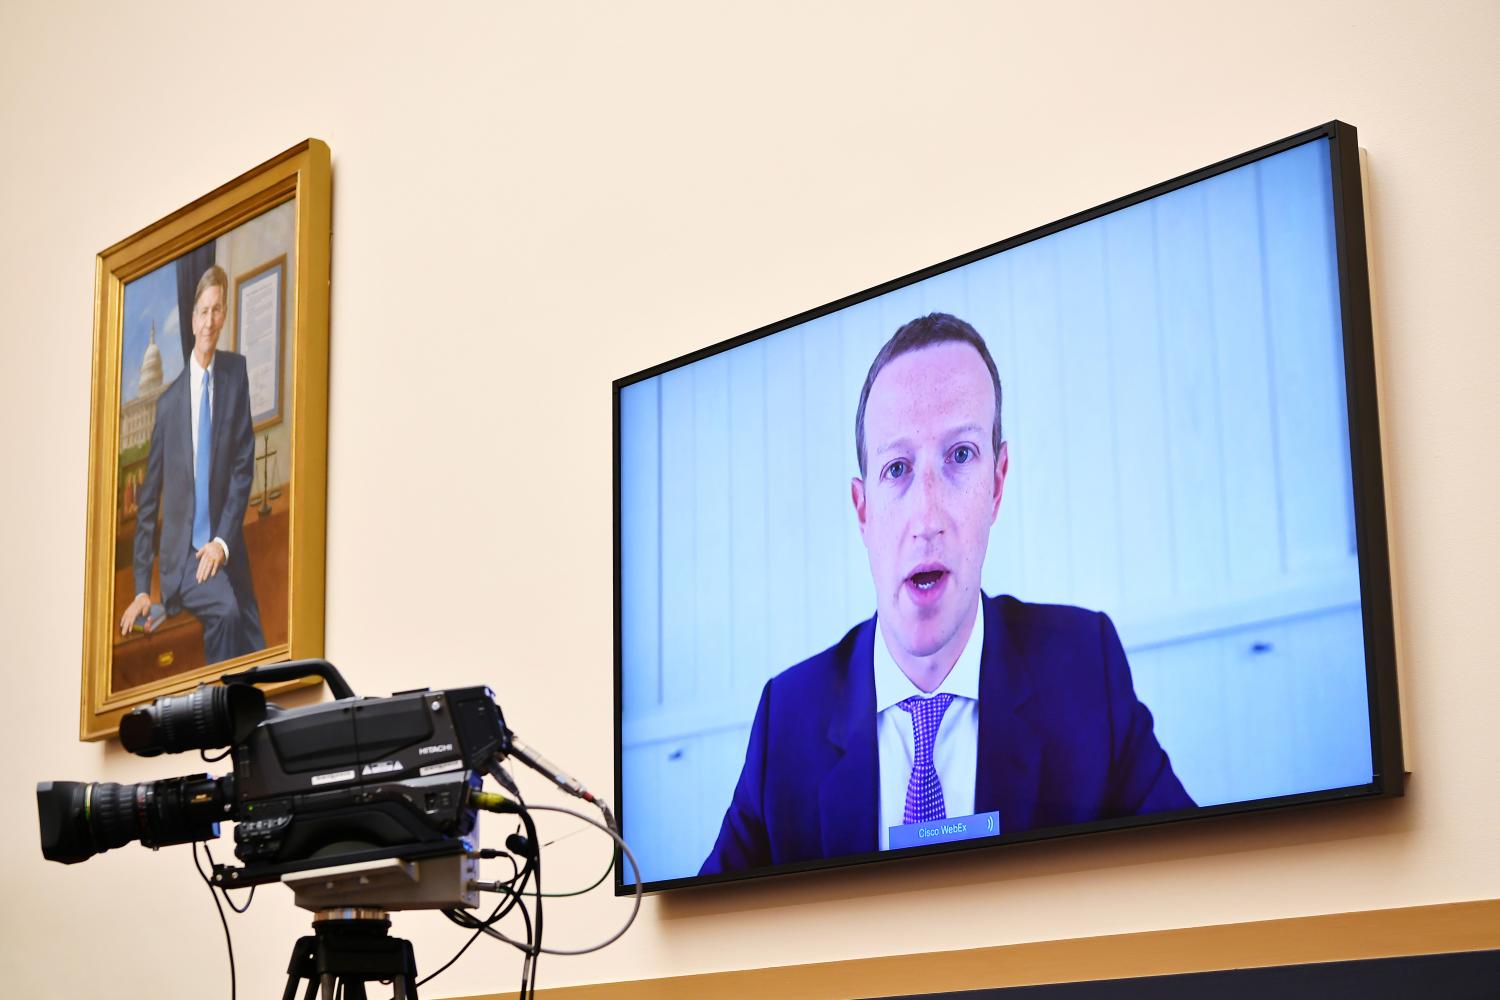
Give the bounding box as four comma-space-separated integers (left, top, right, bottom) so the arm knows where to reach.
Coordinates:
618, 137, 1373, 885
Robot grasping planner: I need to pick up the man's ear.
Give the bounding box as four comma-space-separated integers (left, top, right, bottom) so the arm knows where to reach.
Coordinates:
990, 441, 1009, 522
851, 476, 868, 540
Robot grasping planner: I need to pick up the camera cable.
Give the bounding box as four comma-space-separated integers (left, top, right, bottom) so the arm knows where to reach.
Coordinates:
418, 852, 523, 989
450, 782, 544, 998
462, 803, 643, 956
512, 795, 543, 999
539, 846, 614, 897
430, 829, 540, 998
191, 840, 236, 1000
201, 841, 256, 913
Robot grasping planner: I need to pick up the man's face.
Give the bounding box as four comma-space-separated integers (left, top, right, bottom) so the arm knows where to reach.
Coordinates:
191, 284, 227, 360
852, 341, 1007, 666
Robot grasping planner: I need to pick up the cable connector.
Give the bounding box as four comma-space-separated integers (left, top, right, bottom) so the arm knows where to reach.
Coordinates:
471, 789, 520, 813
508, 732, 591, 800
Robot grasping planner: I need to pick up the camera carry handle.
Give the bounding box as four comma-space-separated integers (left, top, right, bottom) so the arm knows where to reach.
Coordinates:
221, 658, 357, 700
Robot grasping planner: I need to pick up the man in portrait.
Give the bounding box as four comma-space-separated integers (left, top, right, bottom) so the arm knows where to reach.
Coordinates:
119, 264, 265, 663
701, 312, 1193, 875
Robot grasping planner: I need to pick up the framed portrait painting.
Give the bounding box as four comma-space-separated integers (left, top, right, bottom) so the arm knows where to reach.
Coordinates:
80, 140, 331, 740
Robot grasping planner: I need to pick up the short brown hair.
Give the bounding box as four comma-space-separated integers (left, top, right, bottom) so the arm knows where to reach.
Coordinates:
194, 265, 228, 306
854, 312, 1003, 477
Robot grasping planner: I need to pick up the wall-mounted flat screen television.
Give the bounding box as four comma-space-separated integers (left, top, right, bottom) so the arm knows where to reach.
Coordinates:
613, 121, 1401, 893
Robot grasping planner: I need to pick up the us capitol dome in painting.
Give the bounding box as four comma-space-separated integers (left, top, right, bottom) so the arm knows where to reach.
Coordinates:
120, 320, 169, 453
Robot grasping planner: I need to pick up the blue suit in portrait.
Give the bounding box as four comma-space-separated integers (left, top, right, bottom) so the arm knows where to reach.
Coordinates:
701, 593, 1194, 875
132, 350, 265, 663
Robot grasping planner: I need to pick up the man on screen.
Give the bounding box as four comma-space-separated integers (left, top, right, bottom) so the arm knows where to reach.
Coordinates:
701, 313, 1192, 875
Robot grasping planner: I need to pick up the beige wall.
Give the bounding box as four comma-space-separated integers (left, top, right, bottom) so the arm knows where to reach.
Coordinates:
2, 2, 1497, 998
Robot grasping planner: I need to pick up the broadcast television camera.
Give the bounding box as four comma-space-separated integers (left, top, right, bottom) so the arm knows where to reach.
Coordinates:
36, 659, 632, 998
36, 659, 582, 900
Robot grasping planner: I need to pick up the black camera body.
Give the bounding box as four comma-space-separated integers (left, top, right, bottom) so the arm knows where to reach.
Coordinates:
37, 661, 511, 887
229, 684, 507, 882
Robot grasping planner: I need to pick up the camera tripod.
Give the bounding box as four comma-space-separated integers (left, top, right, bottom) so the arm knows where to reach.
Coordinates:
282, 908, 420, 1000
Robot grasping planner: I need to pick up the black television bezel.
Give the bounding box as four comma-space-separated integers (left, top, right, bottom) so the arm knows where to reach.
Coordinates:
611, 121, 1403, 895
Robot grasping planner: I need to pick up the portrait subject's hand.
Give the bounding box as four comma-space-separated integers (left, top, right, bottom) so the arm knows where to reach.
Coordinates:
120, 593, 153, 635
195, 542, 226, 584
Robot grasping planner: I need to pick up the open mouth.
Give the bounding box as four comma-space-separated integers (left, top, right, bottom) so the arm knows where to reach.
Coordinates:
904, 566, 950, 604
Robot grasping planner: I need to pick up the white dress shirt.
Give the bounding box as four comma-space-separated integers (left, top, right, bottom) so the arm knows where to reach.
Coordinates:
187, 353, 229, 562
874, 601, 984, 850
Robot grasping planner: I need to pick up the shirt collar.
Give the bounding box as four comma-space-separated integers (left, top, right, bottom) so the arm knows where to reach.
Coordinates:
189, 352, 216, 380
873, 595, 984, 712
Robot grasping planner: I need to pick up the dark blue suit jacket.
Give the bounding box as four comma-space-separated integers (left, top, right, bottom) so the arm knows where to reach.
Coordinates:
133, 351, 260, 619
701, 594, 1193, 875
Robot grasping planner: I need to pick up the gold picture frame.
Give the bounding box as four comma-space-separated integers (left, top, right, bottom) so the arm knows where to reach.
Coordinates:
80, 140, 331, 741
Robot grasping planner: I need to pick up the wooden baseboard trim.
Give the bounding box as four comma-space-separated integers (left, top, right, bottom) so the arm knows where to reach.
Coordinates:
445, 898, 1500, 1000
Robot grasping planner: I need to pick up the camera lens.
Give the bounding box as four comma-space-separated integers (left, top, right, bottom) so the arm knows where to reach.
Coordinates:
118, 683, 266, 757
36, 781, 92, 864
36, 775, 226, 864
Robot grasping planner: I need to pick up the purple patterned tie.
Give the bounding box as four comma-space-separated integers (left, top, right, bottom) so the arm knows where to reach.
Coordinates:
898, 693, 956, 824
